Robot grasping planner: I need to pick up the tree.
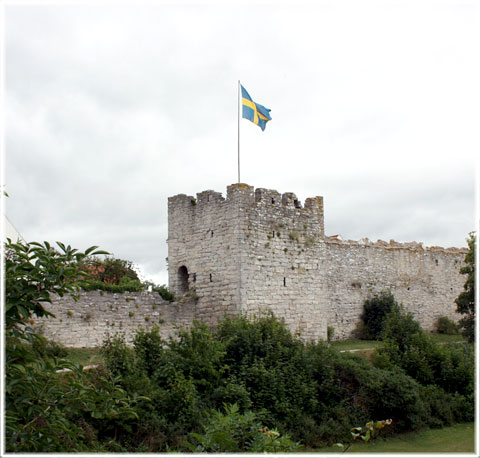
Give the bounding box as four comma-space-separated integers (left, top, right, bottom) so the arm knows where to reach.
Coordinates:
360, 291, 399, 340
4, 240, 142, 453
455, 232, 476, 342
5, 240, 108, 335
80, 256, 140, 285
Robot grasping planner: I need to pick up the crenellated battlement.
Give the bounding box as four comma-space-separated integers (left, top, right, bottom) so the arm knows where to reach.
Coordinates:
169, 184, 324, 230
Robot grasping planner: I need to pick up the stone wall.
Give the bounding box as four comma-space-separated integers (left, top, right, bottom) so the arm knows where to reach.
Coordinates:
35, 291, 196, 348
323, 237, 466, 339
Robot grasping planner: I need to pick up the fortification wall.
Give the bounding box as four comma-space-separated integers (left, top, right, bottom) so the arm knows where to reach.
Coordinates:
324, 237, 466, 339
34, 291, 196, 348
168, 184, 467, 342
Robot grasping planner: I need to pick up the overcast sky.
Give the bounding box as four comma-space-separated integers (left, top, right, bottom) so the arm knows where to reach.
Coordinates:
3, 0, 479, 286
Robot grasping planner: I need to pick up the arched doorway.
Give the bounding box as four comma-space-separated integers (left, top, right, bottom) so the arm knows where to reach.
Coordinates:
177, 265, 189, 295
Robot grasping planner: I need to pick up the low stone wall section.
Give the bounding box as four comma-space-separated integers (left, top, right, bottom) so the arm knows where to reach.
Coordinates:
34, 290, 196, 348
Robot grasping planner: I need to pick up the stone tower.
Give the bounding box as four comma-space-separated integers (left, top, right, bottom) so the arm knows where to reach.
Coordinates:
168, 183, 328, 340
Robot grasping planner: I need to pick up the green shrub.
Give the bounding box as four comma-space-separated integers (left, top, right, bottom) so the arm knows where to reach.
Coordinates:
327, 326, 335, 341
80, 256, 140, 285
133, 327, 164, 377
5, 333, 141, 453
380, 306, 422, 349
31, 335, 68, 359
436, 316, 459, 335
332, 353, 429, 433
167, 321, 227, 397
76, 280, 143, 293
101, 333, 135, 377
215, 314, 319, 428
154, 285, 174, 302
183, 403, 302, 453
3, 240, 143, 453
360, 291, 399, 340
211, 377, 252, 411
375, 307, 474, 398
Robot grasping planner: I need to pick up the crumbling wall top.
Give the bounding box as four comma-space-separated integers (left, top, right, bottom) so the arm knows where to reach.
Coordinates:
325, 235, 467, 253
170, 184, 324, 212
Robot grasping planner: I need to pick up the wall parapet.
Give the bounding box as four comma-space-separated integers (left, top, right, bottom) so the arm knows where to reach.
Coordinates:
325, 235, 468, 254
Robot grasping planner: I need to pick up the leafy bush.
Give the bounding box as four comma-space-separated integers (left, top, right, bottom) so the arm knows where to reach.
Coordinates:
360, 291, 399, 340
154, 284, 175, 302
80, 256, 140, 285
75, 279, 143, 293
183, 403, 302, 453
31, 335, 69, 359
374, 307, 474, 399
215, 314, 320, 435
327, 326, 335, 341
101, 333, 135, 378
436, 316, 459, 335
133, 327, 165, 377
5, 240, 107, 334
332, 353, 429, 433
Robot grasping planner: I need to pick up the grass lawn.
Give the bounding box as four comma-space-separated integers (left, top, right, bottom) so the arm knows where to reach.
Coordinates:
64, 347, 103, 366
430, 333, 466, 344
329, 339, 381, 352
318, 422, 476, 454
330, 333, 466, 352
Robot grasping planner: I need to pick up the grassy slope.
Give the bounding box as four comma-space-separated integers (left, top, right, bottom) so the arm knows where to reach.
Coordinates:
65, 347, 103, 366
318, 422, 476, 453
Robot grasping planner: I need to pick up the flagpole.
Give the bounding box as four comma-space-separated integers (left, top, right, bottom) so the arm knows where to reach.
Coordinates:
237, 80, 241, 184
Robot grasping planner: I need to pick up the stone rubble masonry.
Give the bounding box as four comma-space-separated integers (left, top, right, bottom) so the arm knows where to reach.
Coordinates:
36, 183, 467, 347
36, 291, 196, 348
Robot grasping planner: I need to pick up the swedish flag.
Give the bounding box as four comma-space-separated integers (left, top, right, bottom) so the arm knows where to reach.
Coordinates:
241, 85, 272, 131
